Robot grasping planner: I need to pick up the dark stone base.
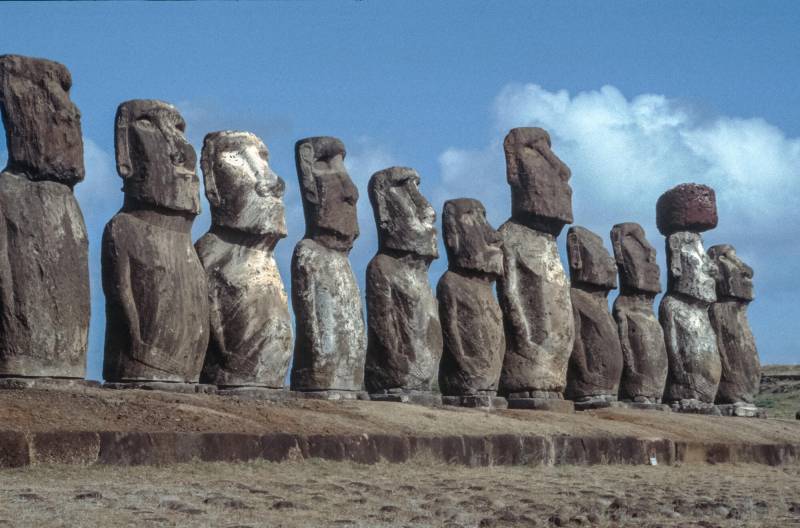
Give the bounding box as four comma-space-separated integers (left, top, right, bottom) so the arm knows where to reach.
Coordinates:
506, 398, 574, 413
103, 382, 217, 394
216, 387, 290, 401
291, 390, 370, 401
442, 395, 508, 409
716, 403, 768, 418
574, 399, 629, 411
624, 402, 672, 412
670, 399, 722, 415
0, 377, 100, 390
369, 391, 442, 406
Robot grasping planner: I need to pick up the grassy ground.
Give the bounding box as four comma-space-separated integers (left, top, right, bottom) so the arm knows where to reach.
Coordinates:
0, 459, 799, 527
757, 365, 800, 419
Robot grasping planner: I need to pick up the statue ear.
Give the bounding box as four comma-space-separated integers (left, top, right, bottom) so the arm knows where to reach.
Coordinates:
200, 135, 220, 209
296, 142, 319, 205
114, 104, 132, 178
442, 204, 460, 256
567, 232, 582, 271
610, 229, 623, 265
668, 235, 682, 278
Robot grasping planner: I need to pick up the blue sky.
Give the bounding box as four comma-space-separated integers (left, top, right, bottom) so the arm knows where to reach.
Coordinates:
1, 2, 798, 378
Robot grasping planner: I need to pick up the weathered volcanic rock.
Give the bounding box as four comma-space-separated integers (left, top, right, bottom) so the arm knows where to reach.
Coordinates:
437, 199, 505, 396
365, 167, 442, 394
503, 127, 573, 236
0, 55, 90, 378
196, 131, 292, 388
656, 183, 718, 236
708, 244, 760, 404
610, 222, 667, 402
565, 226, 623, 402
290, 137, 366, 392
102, 100, 209, 383
660, 231, 720, 403
498, 128, 574, 399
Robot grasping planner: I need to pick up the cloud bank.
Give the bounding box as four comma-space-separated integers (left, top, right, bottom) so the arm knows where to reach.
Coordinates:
435, 83, 800, 363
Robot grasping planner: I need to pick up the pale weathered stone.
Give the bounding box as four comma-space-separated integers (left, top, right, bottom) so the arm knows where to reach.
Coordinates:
290, 137, 366, 393
708, 244, 760, 404
660, 231, 720, 403
565, 226, 623, 404
0, 55, 90, 378
498, 128, 574, 400
437, 199, 505, 398
610, 222, 667, 403
365, 167, 442, 395
102, 99, 209, 382
196, 131, 292, 388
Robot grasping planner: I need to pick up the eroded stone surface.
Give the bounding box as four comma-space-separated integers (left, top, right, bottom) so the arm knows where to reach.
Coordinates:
498, 221, 574, 397
656, 183, 718, 236
365, 167, 442, 394
196, 131, 291, 388
565, 227, 623, 401
499, 128, 574, 399
0, 55, 90, 378
102, 99, 209, 383
660, 231, 720, 404
708, 244, 760, 404
437, 199, 505, 396
503, 127, 573, 236
290, 137, 366, 392
610, 223, 667, 403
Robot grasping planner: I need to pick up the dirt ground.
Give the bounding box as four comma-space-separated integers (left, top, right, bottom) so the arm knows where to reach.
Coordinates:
0, 459, 798, 527
1, 386, 799, 444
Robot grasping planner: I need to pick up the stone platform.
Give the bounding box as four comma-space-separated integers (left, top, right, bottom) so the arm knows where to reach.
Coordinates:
369, 391, 442, 406
442, 394, 508, 409
0, 386, 797, 469
0, 377, 100, 390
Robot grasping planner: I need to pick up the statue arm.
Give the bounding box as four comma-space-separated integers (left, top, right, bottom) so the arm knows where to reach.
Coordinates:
101, 221, 142, 347
291, 243, 321, 355
0, 210, 11, 328
498, 245, 531, 346
614, 305, 636, 377
366, 260, 398, 356
438, 278, 465, 365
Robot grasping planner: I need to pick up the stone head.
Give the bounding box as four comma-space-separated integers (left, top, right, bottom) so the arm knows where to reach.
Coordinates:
442, 198, 503, 278
504, 127, 573, 235
295, 136, 359, 251
567, 226, 617, 290
666, 231, 718, 303
201, 131, 287, 239
707, 244, 754, 302
610, 222, 661, 294
0, 55, 84, 186
115, 99, 200, 215
368, 166, 437, 260
656, 183, 717, 236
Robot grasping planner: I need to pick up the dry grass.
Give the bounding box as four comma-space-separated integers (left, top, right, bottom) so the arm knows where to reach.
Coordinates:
1, 460, 799, 527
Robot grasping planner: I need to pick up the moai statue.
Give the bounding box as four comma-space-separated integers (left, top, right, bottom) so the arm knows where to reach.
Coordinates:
290, 136, 367, 398
708, 244, 761, 416
437, 199, 507, 408
610, 222, 668, 406
102, 100, 210, 385
0, 55, 90, 380
565, 226, 624, 409
657, 183, 721, 412
497, 127, 575, 412
195, 131, 292, 392
364, 167, 442, 404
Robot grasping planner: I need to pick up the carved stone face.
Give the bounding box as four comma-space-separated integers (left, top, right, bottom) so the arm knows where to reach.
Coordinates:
567, 226, 617, 290
504, 127, 573, 235
708, 244, 754, 301
610, 222, 661, 294
201, 131, 287, 238
0, 55, 84, 186
368, 166, 437, 259
296, 136, 359, 251
115, 99, 200, 215
666, 231, 718, 303
442, 198, 503, 278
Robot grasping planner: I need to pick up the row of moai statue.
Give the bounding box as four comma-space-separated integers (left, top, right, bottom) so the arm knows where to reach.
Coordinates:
0, 55, 761, 415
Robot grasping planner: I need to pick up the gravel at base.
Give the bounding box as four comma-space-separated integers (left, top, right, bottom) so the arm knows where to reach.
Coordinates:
0, 461, 798, 527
